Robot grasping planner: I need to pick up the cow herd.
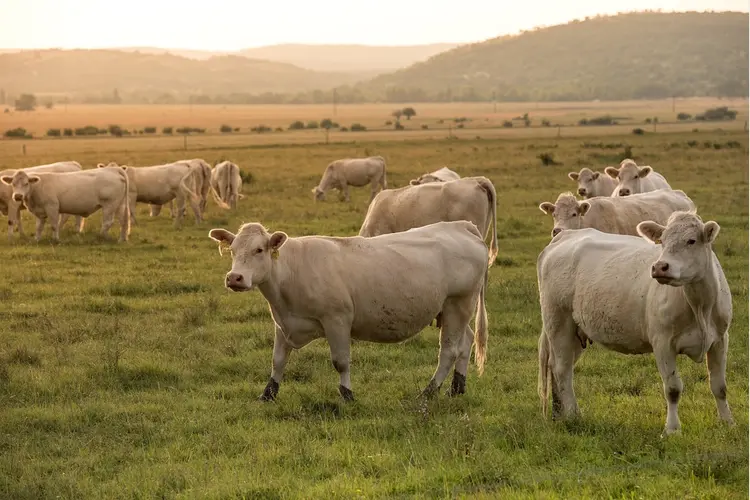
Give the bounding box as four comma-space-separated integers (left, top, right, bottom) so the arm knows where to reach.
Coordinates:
1, 153, 735, 436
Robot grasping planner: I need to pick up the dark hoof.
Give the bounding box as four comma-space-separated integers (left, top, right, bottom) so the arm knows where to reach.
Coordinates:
258, 378, 279, 402
448, 371, 466, 397
339, 385, 355, 402
419, 380, 440, 399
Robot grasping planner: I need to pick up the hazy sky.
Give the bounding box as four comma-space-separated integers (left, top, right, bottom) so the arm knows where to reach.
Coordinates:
1, 0, 747, 50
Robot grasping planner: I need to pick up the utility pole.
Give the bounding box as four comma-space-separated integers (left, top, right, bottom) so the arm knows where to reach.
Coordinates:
492, 91, 497, 114
332, 89, 337, 117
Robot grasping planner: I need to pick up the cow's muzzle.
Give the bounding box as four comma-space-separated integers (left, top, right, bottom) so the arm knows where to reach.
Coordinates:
12, 194, 23, 202
651, 262, 675, 285
225, 272, 251, 292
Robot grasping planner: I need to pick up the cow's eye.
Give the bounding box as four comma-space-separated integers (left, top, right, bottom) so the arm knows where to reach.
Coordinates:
687, 239, 696, 245
254, 248, 263, 254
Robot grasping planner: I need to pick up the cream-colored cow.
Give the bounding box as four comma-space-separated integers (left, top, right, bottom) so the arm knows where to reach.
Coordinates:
1, 161, 83, 239
567, 168, 616, 198
537, 211, 734, 436
149, 158, 216, 218
539, 189, 695, 238
360, 176, 499, 267
208, 220, 489, 402
210, 161, 243, 209
312, 156, 387, 203
97, 161, 203, 228
409, 166, 461, 185
1, 166, 130, 242
606, 159, 671, 197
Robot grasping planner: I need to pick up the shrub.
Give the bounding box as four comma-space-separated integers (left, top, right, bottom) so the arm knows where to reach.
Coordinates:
47, 128, 61, 137
44, 102, 54, 109
421, 124, 428, 130
75, 126, 99, 136
538, 153, 560, 166
306, 121, 319, 129
394, 122, 405, 130
340, 127, 349, 132
4, 127, 31, 138
385, 120, 393, 126
239, 170, 254, 184
644, 118, 652, 124
275, 127, 283, 132
176, 127, 204, 134
541, 119, 551, 127
402, 107, 416, 120
288, 121, 305, 130
695, 106, 738, 121
220, 124, 233, 133
97, 128, 108, 135
234, 127, 240, 132
251, 125, 272, 133
63, 128, 73, 137
502, 120, 513, 128
457, 123, 464, 129
632, 128, 645, 135
162, 127, 173, 134
109, 125, 123, 137
350, 123, 366, 132
580, 115, 617, 126
677, 113, 692, 121
144, 127, 156, 134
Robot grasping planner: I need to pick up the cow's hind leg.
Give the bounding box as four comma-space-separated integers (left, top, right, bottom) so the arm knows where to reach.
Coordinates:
259, 326, 293, 402
544, 313, 580, 420
100, 206, 116, 239
706, 333, 734, 425
448, 325, 474, 396
422, 298, 473, 399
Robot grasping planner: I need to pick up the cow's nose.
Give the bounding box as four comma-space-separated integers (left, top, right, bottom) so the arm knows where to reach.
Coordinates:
552, 228, 563, 237
651, 262, 669, 275
226, 272, 243, 287
12, 194, 22, 202
578, 188, 586, 196
618, 189, 630, 196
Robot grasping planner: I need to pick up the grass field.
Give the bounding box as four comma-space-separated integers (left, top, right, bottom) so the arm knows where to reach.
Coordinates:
0, 113, 747, 498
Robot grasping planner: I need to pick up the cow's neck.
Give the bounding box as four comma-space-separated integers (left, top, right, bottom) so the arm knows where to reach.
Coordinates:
257, 257, 292, 312
681, 253, 720, 358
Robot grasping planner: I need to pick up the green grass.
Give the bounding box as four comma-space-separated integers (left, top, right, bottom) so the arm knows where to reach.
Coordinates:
0, 129, 747, 499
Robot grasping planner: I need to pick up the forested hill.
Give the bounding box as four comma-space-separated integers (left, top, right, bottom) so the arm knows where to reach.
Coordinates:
364, 11, 749, 102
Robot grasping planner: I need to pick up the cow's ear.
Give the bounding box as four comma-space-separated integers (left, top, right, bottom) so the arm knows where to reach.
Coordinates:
567, 172, 579, 181
96, 163, 106, 168
604, 166, 619, 179
209, 228, 235, 255
539, 202, 555, 215
409, 179, 420, 185
578, 201, 591, 216
268, 231, 288, 250
592, 172, 600, 180
28, 175, 41, 184
638, 166, 653, 178
636, 221, 665, 244
703, 221, 720, 244
0, 176, 12, 185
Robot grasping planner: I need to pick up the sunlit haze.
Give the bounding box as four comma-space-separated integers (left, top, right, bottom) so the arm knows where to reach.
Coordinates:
2, 0, 748, 50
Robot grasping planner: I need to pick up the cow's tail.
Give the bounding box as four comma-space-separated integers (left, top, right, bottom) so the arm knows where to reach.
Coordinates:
380, 157, 388, 189
119, 167, 131, 239
476, 177, 498, 267
208, 167, 231, 210
179, 165, 203, 207
538, 329, 552, 418
473, 263, 489, 375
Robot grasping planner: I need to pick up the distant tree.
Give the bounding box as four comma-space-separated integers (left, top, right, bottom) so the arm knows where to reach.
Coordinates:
320, 118, 336, 129
288, 121, 305, 130
306, 120, 319, 129
220, 124, 233, 133
44, 102, 54, 109
162, 126, 173, 134
112, 88, 121, 104
47, 128, 61, 137
677, 112, 692, 121
14, 94, 37, 111
402, 107, 416, 120
391, 109, 403, 120
523, 112, 531, 127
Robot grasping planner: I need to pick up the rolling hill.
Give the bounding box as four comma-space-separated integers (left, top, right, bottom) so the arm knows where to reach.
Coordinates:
364, 11, 749, 101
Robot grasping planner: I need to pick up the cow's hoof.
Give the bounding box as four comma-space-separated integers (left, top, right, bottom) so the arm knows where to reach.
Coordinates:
258, 378, 279, 402
448, 371, 466, 397
419, 380, 440, 399
339, 385, 355, 402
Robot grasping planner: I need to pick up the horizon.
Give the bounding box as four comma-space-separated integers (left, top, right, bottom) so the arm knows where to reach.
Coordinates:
2, 1, 747, 52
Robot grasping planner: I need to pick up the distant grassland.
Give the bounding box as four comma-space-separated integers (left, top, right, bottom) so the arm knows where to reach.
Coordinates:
0, 122, 747, 498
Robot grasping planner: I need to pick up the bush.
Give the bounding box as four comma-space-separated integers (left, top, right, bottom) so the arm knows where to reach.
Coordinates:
538, 152, 560, 166
580, 115, 617, 126
394, 122, 405, 130
44, 102, 54, 109
502, 120, 513, 128
46, 128, 61, 137
4, 127, 31, 138
385, 120, 393, 126
220, 124, 233, 133
108, 125, 123, 137
320, 118, 338, 129
677, 112, 692, 121
251, 125, 272, 133
632, 128, 645, 135
144, 127, 156, 134
457, 123, 464, 129
163, 127, 173, 134
275, 127, 284, 132
63, 128, 73, 137
233, 127, 240, 132
402, 107, 416, 120
176, 127, 205, 134
350, 123, 366, 132
541, 119, 551, 127
97, 128, 107, 135
695, 106, 738, 121
421, 124, 428, 129
340, 127, 349, 132
239, 170, 255, 184
305, 121, 319, 129
75, 125, 99, 136
289, 121, 305, 130
644, 118, 652, 124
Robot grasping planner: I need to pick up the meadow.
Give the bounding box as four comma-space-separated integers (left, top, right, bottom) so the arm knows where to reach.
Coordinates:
0, 104, 748, 499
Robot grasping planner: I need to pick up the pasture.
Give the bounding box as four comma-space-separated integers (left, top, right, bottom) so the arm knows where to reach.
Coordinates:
0, 116, 747, 498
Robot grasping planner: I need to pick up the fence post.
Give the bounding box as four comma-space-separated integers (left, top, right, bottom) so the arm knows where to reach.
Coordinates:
22, 144, 26, 155
557, 125, 561, 138
183, 134, 187, 151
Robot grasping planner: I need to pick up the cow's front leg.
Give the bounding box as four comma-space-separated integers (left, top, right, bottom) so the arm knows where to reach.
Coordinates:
322, 316, 354, 401
34, 216, 46, 242
654, 343, 683, 436
259, 325, 293, 402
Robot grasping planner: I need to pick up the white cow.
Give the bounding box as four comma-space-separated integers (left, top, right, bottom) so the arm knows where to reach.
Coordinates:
410, 166, 461, 185
539, 189, 695, 238
567, 167, 617, 198
149, 158, 216, 218
208, 220, 489, 402
312, 156, 387, 203
537, 211, 734, 436
210, 161, 243, 210
606, 159, 671, 197
1, 166, 130, 242
97, 161, 203, 228
360, 176, 498, 267
1, 161, 83, 239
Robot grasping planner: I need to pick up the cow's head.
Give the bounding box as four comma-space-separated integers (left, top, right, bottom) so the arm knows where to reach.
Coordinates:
539, 192, 590, 237
606, 159, 653, 197
311, 186, 325, 201
0, 170, 40, 203
568, 168, 602, 198
208, 223, 288, 292
637, 211, 719, 287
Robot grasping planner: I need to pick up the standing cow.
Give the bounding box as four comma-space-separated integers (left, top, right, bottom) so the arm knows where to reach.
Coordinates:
312, 156, 387, 204
606, 159, 671, 197
149, 158, 215, 219
1, 161, 84, 240
410, 166, 461, 185
567, 168, 616, 198
208, 220, 489, 402
537, 211, 734, 436
210, 161, 243, 210
1, 166, 130, 242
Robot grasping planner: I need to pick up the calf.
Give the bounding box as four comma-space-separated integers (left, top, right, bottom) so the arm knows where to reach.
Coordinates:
208, 220, 489, 402
537, 211, 734, 436
605, 159, 671, 197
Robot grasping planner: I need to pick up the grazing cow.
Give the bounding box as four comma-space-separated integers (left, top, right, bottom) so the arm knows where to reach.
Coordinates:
537, 211, 734, 436
567, 168, 616, 198
208, 220, 489, 402
1, 166, 130, 242
1, 161, 84, 239
149, 158, 216, 218
210, 161, 243, 209
410, 166, 461, 185
97, 161, 203, 228
312, 156, 387, 203
539, 189, 695, 238
605, 159, 671, 197
359, 176, 499, 267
